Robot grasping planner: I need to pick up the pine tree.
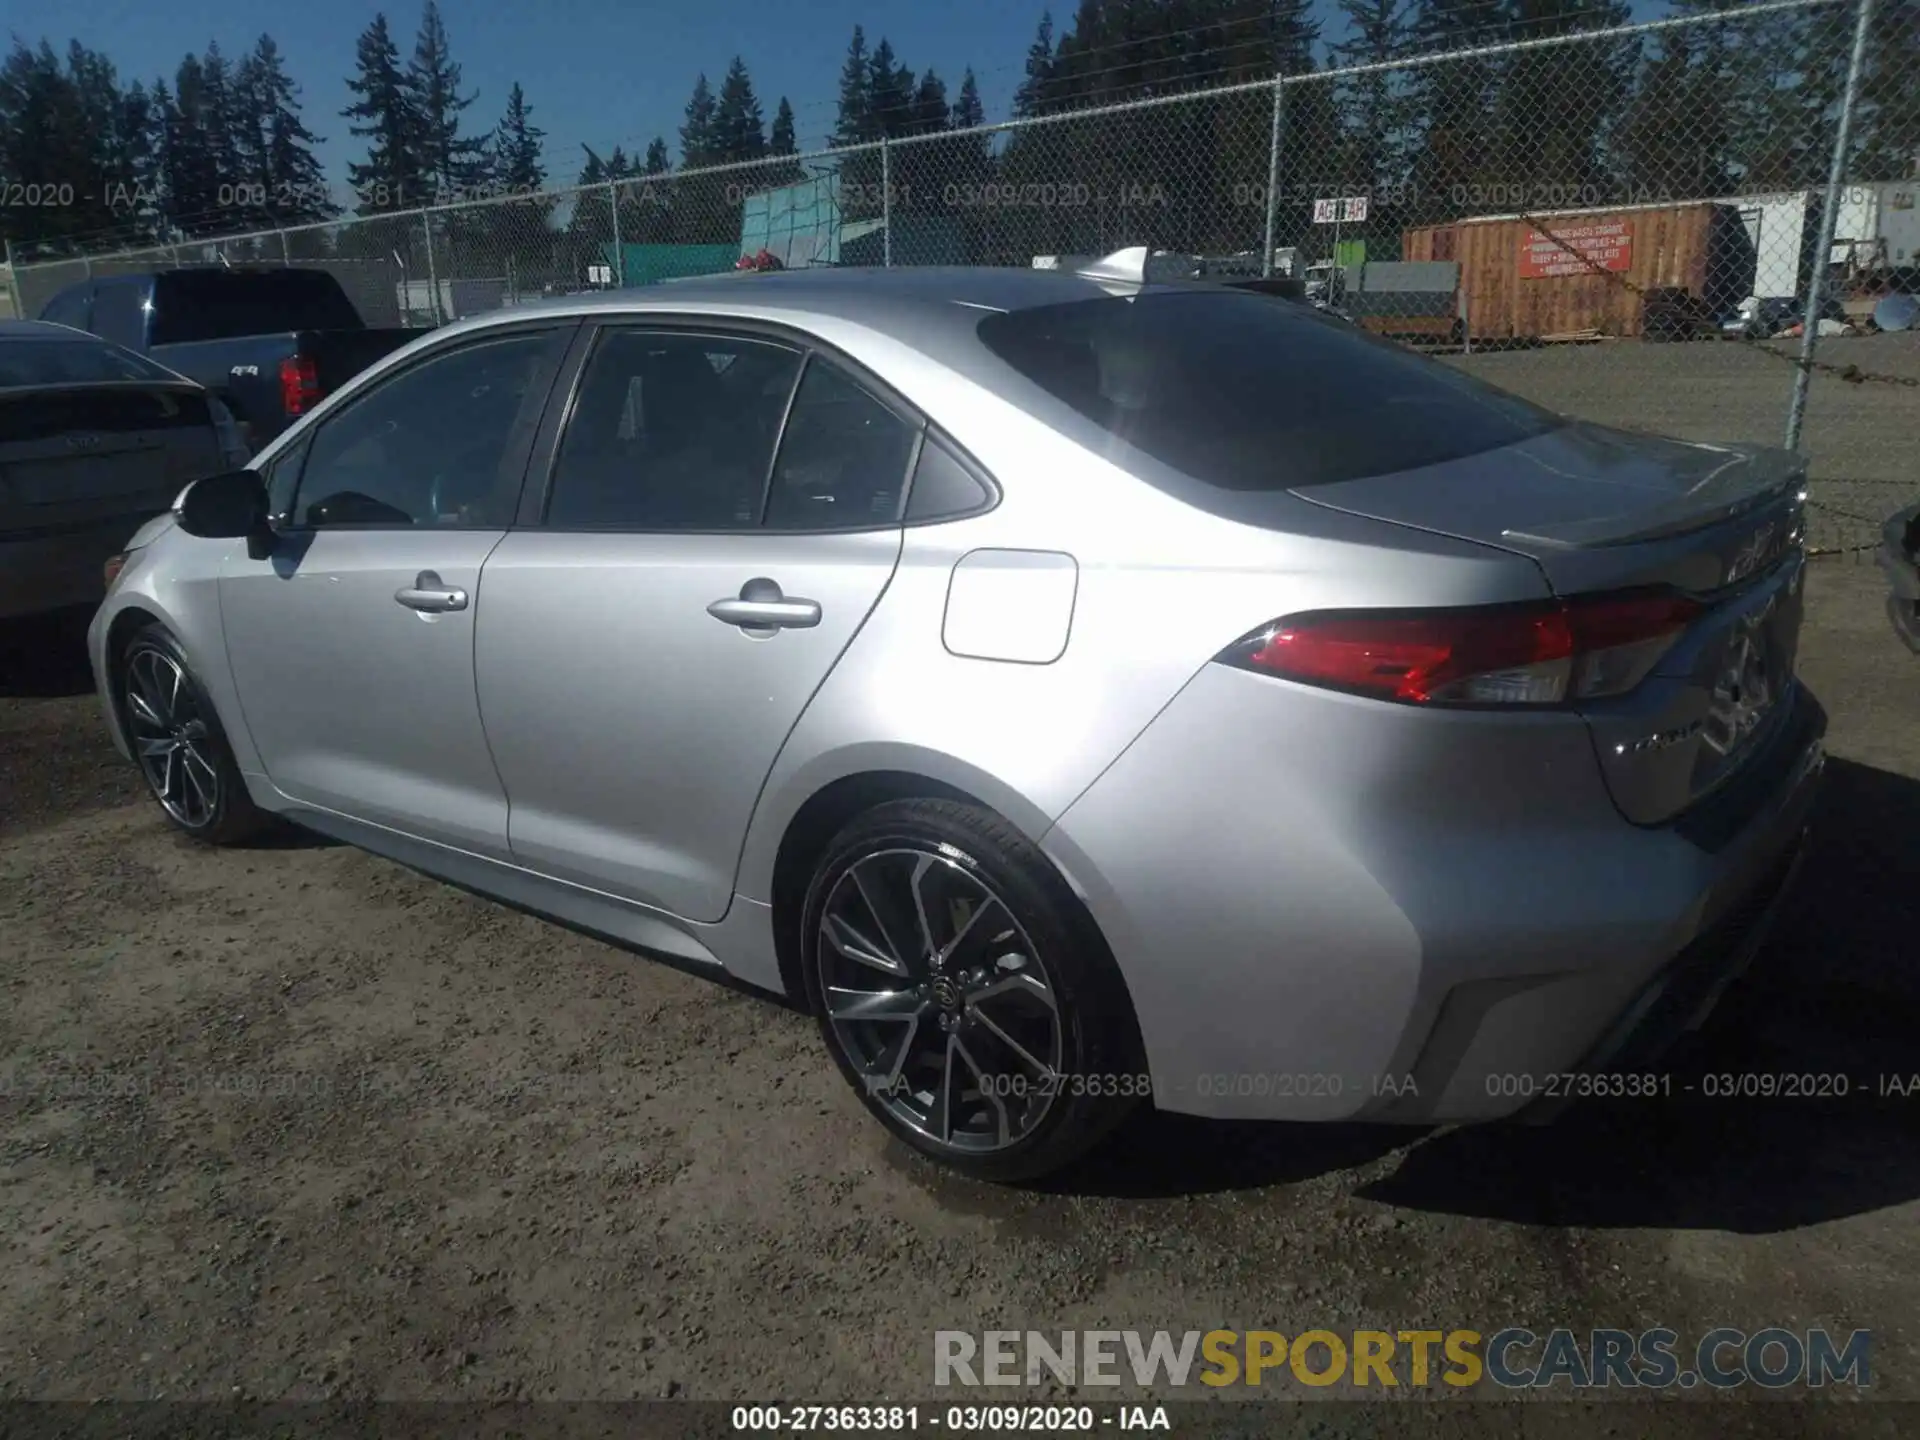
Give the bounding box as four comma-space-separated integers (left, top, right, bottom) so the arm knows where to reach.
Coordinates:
342, 13, 422, 213
408, 0, 490, 202
493, 83, 545, 194
197, 42, 246, 225
644, 137, 671, 173
168, 53, 224, 233
832, 27, 871, 147
866, 38, 914, 139
909, 69, 948, 136
111, 79, 165, 240
951, 69, 985, 131
244, 35, 331, 225
713, 56, 767, 163
1332, 0, 1413, 203
680, 73, 718, 168
1012, 14, 1056, 119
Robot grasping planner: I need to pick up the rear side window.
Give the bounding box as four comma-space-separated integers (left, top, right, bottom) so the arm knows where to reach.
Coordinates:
546, 330, 803, 531
149, 271, 363, 344
763, 360, 919, 529
905, 435, 993, 522
975, 291, 1561, 490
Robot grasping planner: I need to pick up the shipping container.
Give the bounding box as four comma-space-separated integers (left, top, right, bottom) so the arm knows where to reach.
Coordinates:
1403, 201, 1755, 342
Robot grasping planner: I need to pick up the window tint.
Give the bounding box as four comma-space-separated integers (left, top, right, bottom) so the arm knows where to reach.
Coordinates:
905, 435, 992, 522
291, 331, 551, 529
40, 288, 89, 331
546, 330, 802, 530
90, 283, 146, 350
0, 335, 177, 388
149, 271, 362, 344
975, 292, 1562, 491
764, 360, 919, 529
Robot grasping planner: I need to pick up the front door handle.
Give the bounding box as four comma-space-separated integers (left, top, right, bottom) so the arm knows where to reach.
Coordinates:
395, 570, 469, 613
707, 577, 822, 631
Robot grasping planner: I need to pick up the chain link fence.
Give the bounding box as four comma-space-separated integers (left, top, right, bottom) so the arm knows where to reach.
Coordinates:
11, 0, 1915, 553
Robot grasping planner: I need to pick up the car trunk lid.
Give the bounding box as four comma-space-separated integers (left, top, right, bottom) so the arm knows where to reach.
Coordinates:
0, 382, 219, 538
1291, 421, 1811, 826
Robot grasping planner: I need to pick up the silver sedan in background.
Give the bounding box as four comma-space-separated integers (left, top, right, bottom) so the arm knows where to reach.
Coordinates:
1, 319, 247, 620
87, 259, 1823, 1180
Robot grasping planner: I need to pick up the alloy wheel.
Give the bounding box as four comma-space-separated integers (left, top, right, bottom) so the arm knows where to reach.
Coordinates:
817, 846, 1064, 1154
124, 648, 220, 829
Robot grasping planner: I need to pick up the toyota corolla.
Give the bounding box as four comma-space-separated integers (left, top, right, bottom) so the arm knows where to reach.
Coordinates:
87, 257, 1824, 1180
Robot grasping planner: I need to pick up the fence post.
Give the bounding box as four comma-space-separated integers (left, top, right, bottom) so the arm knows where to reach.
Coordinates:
421, 214, 442, 326
1785, 0, 1876, 452
881, 141, 893, 269
280, 230, 291, 266
1262, 79, 1286, 278
609, 180, 624, 288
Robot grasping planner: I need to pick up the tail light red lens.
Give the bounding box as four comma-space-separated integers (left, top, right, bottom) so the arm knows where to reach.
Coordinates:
278, 355, 321, 416
103, 552, 129, 589
1221, 591, 1704, 706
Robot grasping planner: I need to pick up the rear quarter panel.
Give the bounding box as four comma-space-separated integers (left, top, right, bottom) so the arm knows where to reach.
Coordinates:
730, 346, 1556, 918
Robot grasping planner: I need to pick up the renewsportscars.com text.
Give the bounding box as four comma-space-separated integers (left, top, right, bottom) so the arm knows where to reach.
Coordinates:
933, 1327, 1871, 1390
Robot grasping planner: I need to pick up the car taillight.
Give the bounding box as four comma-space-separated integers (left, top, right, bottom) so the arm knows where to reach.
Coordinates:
279, 355, 321, 415
104, 552, 128, 589
1219, 591, 1704, 706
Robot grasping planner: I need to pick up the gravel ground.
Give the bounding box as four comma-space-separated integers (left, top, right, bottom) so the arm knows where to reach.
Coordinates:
0, 564, 1917, 1432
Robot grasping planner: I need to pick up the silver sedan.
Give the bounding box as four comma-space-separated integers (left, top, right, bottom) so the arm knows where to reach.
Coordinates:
87, 259, 1824, 1179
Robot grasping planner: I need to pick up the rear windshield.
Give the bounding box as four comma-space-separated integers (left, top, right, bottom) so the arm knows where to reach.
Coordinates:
0, 335, 180, 388
975, 290, 1562, 490
150, 271, 362, 344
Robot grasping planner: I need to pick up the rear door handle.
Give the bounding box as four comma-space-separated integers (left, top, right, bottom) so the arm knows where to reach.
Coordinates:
707, 577, 821, 631
395, 570, 469, 613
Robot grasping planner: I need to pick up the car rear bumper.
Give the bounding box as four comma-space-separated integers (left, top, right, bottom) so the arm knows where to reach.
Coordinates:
1042, 662, 1826, 1123
1878, 499, 1920, 654
0, 519, 155, 621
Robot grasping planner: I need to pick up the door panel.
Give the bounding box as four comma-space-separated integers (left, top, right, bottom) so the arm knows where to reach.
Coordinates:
221, 530, 513, 856
217, 324, 569, 856
475, 529, 902, 920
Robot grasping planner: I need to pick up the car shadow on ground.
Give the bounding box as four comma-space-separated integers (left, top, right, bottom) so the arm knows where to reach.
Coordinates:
0, 606, 98, 698
1050, 757, 1920, 1233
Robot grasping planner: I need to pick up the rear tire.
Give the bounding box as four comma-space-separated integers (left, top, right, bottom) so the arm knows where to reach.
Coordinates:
800, 798, 1144, 1182
119, 623, 267, 846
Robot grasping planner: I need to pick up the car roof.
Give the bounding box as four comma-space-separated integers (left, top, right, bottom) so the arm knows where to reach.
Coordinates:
444, 265, 1204, 366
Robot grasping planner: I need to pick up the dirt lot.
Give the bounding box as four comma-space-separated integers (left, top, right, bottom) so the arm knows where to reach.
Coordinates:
1, 563, 1917, 1431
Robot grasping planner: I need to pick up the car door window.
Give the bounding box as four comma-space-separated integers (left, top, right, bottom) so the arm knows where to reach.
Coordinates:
289, 331, 553, 529
545, 329, 802, 531
763, 359, 920, 530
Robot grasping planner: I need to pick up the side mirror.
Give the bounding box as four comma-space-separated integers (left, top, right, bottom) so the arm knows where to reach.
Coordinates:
175, 469, 271, 555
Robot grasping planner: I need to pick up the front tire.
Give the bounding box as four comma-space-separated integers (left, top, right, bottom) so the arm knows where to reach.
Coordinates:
119, 623, 266, 845
800, 798, 1144, 1182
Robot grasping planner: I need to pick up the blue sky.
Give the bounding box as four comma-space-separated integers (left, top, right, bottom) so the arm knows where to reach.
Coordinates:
19, 0, 1058, 193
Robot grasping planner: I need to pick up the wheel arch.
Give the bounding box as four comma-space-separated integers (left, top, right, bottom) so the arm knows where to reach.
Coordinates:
759, 755, 1137, 1037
